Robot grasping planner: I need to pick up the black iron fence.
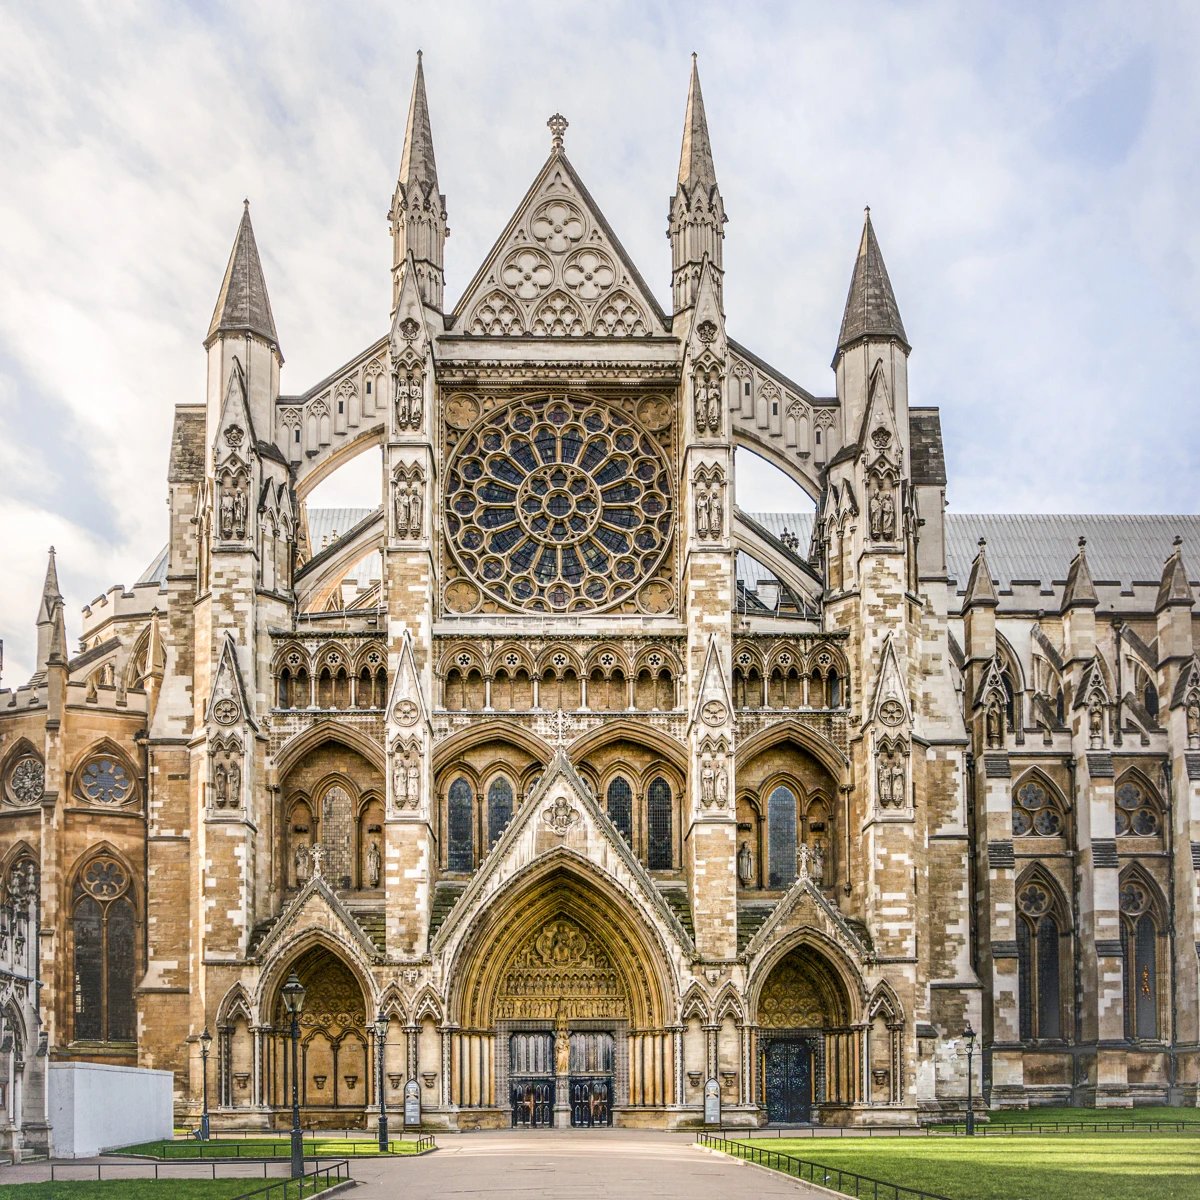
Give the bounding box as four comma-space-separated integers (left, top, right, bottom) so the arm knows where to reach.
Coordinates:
143, 1139, 414, 1159
697, 1133, 954, 1200
43, 1157, 347, 1184
231, 1158, 352, 1199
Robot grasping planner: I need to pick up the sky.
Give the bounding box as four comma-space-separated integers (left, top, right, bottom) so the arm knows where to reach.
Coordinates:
1, 0, 1198, 684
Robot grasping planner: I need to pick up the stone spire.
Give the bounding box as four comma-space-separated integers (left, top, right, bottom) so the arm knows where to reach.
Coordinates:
1156, 536, 1194, 613
389, 51, 447, 312
836, 208, 908, 358
33, 546, 63, 678
964, 538, 999, 608
206, 202, 280, 353
669, 54, 725, 313
1061, 536, 1099, 611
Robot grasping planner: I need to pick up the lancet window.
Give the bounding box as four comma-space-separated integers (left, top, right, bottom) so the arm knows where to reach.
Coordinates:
767, 785, 798, 889
1119, 873, 1164, 1041
1016, 875, 1065, 1040
646, 776, 673, 870
447, 778, 474, 871
606, 777, 633, 844
71, 856, 136, 1043
487, 777, 514, 849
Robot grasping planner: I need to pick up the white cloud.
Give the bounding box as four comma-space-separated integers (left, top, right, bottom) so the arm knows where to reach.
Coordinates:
1, 0, 1197, 682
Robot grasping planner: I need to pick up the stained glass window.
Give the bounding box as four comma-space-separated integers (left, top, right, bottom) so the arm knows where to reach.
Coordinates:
444, 395, 673, 613
1115, 780, 1160, 836
767, 786, 798, 889
448, 778, 474, 871
1016, 880, 1063, 1040
1120, 880, 1160, 1039
647, 777, 672, 869
72, 856, 134, 1043
1012, 779, 1063, 837
79, 756, 132, 805
487, 778, 514, 849
606, 777, 633, 843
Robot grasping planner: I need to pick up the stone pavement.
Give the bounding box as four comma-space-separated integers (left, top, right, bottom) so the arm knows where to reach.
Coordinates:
345, 1130, 830, 1199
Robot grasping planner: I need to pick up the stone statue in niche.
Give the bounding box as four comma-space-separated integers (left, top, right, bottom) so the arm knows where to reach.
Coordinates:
366, 839, 382, 889
1187, 694, 1200, 748
695, 487, 710, 538
1088, 695, 1104, 746
392, 754, 407, 807
394, 477, 423, 539
737, 840, 754, 887
555, 1020, 570, 1076
391, 746, 421, 812
693, 370, 722, 436
877, 748, 906, 808
295, 842, 311, 886
812, 837, 827, 885
395, 372, 423, 430
407, 762, 420, 807
219, 479, 248, 540
715, 760, 729, 807
700, 757, 715, 807
985, 702, 1003, 748
694, 477, 724, 541
869, 486, 896, 540
226, 761, 240, 808
214, 765, 227, 807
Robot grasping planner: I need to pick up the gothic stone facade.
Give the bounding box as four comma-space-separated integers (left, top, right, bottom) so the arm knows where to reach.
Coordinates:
2, 59, 1199, 1132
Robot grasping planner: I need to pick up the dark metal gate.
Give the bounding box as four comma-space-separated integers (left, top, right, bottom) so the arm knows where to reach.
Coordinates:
569, 1031, 613, 1128
764, 1038, 813, 1124
510, 1032, 554, 1128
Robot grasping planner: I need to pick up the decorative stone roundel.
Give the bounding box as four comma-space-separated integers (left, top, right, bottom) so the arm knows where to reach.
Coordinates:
444, 394, 673, 613
81, 856, 129, 899
8, 756, 44, 807
79, 756, 132, 805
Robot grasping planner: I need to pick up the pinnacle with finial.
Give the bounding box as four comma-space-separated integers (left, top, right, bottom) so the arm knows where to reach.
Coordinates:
398, 51, 438, 190
677, 54, 717, 193
547, 113, 568, 153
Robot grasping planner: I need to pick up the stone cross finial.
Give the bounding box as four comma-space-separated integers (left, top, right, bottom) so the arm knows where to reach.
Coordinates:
547, 113, 568, 152
310, 843, 325, 880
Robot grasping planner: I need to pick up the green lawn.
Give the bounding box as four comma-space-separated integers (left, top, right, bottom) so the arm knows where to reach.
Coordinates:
117, 1136, 424, 1158
734, 1133, 1200, 1200
955, 1105, 1200, 1127
0, 1183, 332, 1199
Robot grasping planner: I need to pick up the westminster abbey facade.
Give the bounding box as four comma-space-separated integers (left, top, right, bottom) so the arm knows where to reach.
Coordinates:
1, 57, 1198, 1142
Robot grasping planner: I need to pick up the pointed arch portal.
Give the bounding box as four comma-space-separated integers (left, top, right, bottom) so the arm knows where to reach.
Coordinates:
447, 863, 676, 1125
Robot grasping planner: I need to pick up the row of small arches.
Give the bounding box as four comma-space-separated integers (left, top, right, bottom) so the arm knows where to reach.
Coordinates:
277, 665, 389, 711
443, 665, 675, 713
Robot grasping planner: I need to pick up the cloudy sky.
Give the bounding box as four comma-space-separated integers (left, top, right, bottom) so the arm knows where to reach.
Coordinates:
1, 1, 1197, 683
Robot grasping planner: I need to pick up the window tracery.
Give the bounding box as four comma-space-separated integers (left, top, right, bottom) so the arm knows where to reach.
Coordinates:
72, 855, 135, 1043
1016, 876, 1064, 1040
1011, 778, 1064, 837
444, 395, 673, 613
76, 754, 134, 806
1114, 777, 1160, 837
1119, 873, 1163, 1040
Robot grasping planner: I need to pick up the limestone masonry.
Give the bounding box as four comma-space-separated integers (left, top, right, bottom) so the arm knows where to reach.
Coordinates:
2, 56, 1198, 1140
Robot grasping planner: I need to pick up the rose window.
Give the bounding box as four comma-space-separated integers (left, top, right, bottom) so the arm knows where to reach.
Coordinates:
7, 756, 44, 807
445, 395, 673, 612
80, 757, 132, 805
1115, 781, 1159, 836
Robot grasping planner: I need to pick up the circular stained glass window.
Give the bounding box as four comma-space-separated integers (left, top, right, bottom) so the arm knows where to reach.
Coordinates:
80, 757, 132, 805
444, 394, 673, 613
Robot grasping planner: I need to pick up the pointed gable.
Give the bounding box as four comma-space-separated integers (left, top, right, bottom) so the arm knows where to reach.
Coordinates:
207, 633, 257, 730
870, 634, 911, 726
836, 208, 907, 359
451, 146, 669, 338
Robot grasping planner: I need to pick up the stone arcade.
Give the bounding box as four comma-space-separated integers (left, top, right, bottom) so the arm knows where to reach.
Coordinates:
1, 57, 1199, 1138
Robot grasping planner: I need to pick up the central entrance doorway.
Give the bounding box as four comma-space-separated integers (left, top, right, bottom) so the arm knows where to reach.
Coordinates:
764, 1039, 813, 1123
509, 1031, 613, 1127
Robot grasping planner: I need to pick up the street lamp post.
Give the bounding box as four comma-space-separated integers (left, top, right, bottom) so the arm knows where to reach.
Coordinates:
375, 1010, 389, 1152
198, 1027, 212, 1141
963, 1020, 977, 1136
280, 972, 307, 1179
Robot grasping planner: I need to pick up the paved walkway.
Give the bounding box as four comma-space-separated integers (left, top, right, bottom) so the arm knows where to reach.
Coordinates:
347, 1131, 829, 1199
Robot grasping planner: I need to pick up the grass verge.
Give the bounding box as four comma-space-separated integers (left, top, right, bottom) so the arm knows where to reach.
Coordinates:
0, 1183, 328, 1199
118, 1136, 422, 1158
735, 1132, 1200, 1200
953, 1104, 1200, 1127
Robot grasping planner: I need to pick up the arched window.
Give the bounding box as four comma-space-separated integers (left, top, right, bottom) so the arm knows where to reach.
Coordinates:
1120, 876, 1162, 1040
72, 856, 136, 1043
1011, 777, 1064, 836
447, 778, 474, 871
828, 670, 841, 709
1016, 878, 1062, 1040
1115, 777, 1160, 837
647, 777, 672, 870
607, 777, 633, 843
767, 785, 798, 889
487, 778, 514, 849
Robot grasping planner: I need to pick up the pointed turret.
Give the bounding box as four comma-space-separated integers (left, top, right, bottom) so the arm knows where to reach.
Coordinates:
389, 51, 447, 312
964, 538, 1000, 609
33, 546, 63, 678
835, 208, 908, 361
205, 202, 280, 354
1156, 536, 1193, 613
669, 55, 726, 313
1061, 537, 1099, 611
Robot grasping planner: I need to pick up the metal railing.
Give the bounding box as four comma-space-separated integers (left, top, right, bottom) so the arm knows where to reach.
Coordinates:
145, 1138, 413, 1159
697, 1133, 954, 1200
44, 1158, 344, 1183
231, 1158, 352, 1199
934, 1117, 1197, 1136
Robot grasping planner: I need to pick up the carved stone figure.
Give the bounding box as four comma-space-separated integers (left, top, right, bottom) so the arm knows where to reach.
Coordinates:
214, 765, 227, 807
394, 478, 423, 539
706, 379, 722, 433
715, 761, 729, 807
392, 755, 408, 807
890, 761, 906, 808
233, 485, 247, 539
295, 842, 311, 886
700, 757, 714, 807
695, 487, 710, 538
812, 838, 826, 885
985, 702, 1002, 748
1088, 696, 1104, 745
555, 1023, 570, 1076
877, 755, 892, 806
1187, 695, 1200, 747
880, 492, 896, 539
394, 480, 411, 536
227, 761, 240, 807
366, 839, 382, 889
869, 490, 883, 540
737, 840, 754, 888
406, 764, 420, 808
220, 488, 235, 540
310, 843, 326, 880
395, 373, 423, 430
